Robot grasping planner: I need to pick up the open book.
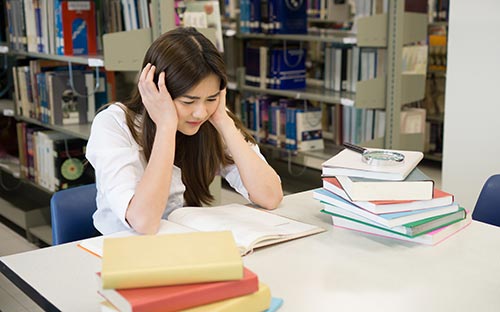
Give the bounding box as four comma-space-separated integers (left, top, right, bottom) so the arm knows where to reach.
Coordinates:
79, 204, 325, 256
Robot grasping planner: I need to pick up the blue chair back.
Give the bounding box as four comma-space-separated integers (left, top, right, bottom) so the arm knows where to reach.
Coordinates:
50, 183, 100, 245
472, 174, 500, 227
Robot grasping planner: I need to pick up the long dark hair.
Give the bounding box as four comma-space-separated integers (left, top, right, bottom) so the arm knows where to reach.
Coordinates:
121, 27, 255, 206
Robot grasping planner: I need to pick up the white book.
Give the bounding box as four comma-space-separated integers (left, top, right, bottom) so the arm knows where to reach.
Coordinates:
79, 204, 325, 257
322, 148, 424, 181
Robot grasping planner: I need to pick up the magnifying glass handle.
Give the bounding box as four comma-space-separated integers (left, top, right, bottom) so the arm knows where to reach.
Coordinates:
343, 142, 367, 155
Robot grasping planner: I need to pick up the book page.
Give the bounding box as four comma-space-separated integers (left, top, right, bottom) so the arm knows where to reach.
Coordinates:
78, 220, 194, 257
168, 204, 324, 254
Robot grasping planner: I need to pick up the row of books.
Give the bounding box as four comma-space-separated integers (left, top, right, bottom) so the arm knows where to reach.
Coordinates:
240, 96, 324, 152
314, 148, 470, 245
324, 45, 385, 92
16, 122, 94, 192
244, 42, 306, 90
11, 59, 112, 125
5, 0, 97, 55
239, 0, 308, 34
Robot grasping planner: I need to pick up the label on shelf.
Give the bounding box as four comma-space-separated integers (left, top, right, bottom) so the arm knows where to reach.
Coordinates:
0, 46, 8, 53
340, 98, 354, 106
2, 108, 15, 116
88, 58, 104, 67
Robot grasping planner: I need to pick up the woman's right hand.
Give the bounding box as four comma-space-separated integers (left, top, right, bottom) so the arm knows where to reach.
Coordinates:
137, 63, 178, 130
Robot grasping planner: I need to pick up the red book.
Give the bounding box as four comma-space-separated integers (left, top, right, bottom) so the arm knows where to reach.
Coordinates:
98, 268, 259, 312
322, 177, 454, 214
61, 1, 97, 55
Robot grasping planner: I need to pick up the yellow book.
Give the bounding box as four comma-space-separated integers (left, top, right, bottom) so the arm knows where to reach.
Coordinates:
181, 283, 271, 312
101, 231, 243, 289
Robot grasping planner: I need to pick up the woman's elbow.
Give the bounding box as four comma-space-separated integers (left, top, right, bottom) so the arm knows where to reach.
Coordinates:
126, 211, 161, 235
255, 187, 283, 210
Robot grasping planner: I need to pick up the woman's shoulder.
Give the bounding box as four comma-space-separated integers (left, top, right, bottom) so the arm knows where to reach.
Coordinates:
92, 103, 128, 126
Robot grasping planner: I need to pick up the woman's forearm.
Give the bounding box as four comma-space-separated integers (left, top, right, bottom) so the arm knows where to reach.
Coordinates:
126, 125, 177, 234
218, 120, 283, 209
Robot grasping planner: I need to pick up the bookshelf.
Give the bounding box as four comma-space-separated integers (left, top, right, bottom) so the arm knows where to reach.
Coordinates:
0, 0, 178, 245
235, 0, 428, 168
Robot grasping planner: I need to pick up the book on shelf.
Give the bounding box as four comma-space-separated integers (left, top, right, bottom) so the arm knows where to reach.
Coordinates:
61, 0, 97, 55
97, 268, 259, 312
322, 177, 453, 214
322, 206, 467, 238
47, 70, 88, 125
101, 231, 243, 289
321, 148, 424, 180
100, 283, 272, 312
327, 209, 471, 246
80, 204, 325, 258
335, 167, 434, 201
313, 188, 460, 228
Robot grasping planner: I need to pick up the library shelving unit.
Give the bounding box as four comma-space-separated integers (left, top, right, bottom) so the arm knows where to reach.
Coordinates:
0, 0, 177, 245
235, 0, 427, 171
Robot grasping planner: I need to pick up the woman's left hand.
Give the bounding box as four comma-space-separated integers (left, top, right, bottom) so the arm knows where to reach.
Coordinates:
209, 88, 232, 131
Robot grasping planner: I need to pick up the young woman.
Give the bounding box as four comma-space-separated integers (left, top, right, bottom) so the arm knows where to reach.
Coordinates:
86, 27, 283, 235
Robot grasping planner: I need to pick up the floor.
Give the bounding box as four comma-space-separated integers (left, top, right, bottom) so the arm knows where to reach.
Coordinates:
0, 161, 442, 311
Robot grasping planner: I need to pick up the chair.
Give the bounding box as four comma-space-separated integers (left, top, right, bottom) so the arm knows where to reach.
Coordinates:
472, 175, 500, 227
50, 183, 101, 245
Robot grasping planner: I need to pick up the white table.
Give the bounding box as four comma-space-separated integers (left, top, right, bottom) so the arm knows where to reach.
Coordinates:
2, 190, 500, 312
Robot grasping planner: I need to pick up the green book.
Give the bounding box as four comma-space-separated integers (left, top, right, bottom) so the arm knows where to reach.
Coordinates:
321, 207, 466, 238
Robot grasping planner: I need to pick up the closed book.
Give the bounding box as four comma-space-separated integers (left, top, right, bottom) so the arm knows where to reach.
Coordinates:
101, 231, 243, 289
322, 206, 467, 237
313, 188, 460, 228
322, 177, 453, 214
322, 148, 424, 180
183, 283, 271, 312
327, 209, 472, 246
336, 168, 434, 201
98, 268, 259, 312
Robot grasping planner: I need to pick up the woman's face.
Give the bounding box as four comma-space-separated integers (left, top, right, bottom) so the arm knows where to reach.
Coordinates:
174, 74, 221, 136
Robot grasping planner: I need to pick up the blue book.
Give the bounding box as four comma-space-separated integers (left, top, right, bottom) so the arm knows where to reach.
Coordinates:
271, 46, 306, 90
264, 297, 284, 312
274, 0, 307, 34
313, 188, 461, 228
249, 0, 261, 33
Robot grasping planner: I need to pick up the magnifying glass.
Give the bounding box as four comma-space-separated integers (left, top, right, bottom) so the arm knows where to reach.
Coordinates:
342, 143, 405, 167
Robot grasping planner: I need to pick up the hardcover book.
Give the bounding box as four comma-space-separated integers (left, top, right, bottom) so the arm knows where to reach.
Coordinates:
61, 0, 97, 55
322, 148, 424, 181
101, 231, 243, 289
98, 268, 259, 312
322, 177, 453, 214
336, 167, 434, 201
322, 206, 466, 238
327, 209, 471, 246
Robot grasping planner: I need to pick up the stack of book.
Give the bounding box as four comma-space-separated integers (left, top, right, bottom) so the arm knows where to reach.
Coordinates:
313, 148, 471, 245
97, 231, 284, 311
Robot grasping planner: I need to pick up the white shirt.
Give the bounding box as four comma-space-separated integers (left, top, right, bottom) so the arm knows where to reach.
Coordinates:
86, 104, 267, 235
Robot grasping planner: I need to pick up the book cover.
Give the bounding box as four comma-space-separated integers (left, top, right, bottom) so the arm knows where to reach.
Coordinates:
322, 177, 453, 214
336, 167, 434, 201
101, 231, 243, 289
274, 0, 307, 34
295, 108, 324, 151
313, 188, 460, 228
61, 0, 97, 55
328, 210, 472, 246
98, 268, 259, 312
47, 70, 88, 125
322, 148, 424, 180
